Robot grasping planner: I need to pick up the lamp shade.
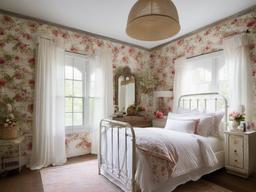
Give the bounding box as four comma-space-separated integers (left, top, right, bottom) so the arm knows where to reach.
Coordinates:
126, 0, 180, 41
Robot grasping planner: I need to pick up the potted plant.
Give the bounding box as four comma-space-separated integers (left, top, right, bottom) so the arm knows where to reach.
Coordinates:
127, 104, 137, 116
136, 106, 145, 116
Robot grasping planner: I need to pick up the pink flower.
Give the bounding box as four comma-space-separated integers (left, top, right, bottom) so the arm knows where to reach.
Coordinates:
0, 79, 6, 87
62, 32, 69, 39
27, 104, 33, 113
154, 111, 164, 119
14, 72, 22, 80
28, 58, 35, 65
122, 56, 129, 64
22, 33, 32, 40
29, 79, 35, 88
0, 28, 4, 35
70, 46, 78, 52
27, 142, 32, 150
0, 58, 5, 64
247, 20, 256, 28
14, 94, 22, 102
52, 30, 59, 37
3, 16, 14, 24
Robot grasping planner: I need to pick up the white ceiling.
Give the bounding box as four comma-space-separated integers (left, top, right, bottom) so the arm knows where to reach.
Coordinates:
0, 0, 255, 49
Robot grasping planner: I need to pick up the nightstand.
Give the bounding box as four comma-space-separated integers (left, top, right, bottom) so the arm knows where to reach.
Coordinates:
152, 118, 167, 128
0, 135, 25, 173
224, 131, 256, 178
112, 115, 152, 128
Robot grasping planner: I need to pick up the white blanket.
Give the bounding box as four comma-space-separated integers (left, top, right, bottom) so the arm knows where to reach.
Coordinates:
134, 128, 218, 192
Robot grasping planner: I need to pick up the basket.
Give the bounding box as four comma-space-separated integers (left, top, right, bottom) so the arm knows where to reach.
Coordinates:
0, 126, 18, 139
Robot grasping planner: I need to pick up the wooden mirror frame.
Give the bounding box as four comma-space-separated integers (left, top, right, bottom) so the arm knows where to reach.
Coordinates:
114, 66, 137, 109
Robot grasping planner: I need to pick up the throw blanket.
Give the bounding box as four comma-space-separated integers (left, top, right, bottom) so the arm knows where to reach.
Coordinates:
136, 133, 178, 183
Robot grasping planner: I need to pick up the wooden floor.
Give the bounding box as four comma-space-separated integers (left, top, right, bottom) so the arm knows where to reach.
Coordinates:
203, 169, 256, 192
0, 155, 256, 192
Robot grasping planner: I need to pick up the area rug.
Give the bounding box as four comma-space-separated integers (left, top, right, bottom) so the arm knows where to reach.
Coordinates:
40, 159, 232, 192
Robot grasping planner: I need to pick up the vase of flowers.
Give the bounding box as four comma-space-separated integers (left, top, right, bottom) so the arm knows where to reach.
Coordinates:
0, 102, 18, 139
229, 111, 245, 130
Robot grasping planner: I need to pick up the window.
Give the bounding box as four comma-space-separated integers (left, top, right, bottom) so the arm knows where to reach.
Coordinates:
177, 51, 228, 111
65, 53, 88, 134
181, 51, 227, 96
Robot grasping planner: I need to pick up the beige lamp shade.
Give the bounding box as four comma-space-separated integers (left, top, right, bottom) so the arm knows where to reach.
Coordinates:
126, 0, 180, 41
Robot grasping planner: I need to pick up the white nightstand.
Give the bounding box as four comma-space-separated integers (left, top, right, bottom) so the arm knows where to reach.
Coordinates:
0, 135, 25, 173
152, 118, 167, 128
224, 131, 256, 178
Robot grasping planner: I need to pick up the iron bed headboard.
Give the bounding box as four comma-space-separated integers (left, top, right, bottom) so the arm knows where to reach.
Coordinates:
99, 92, 228, 192
178, 92, 228, 131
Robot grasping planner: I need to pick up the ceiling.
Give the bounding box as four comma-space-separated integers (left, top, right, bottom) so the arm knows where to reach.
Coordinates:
0, 0, 255, 49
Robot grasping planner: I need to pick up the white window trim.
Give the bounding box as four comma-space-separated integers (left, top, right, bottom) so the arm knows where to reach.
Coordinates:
64, 52, 89, 134
184, 51, 226, 94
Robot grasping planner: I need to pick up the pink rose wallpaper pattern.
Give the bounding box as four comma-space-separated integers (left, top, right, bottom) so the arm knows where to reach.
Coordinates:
150, 11, 256, 112
0, 9, 255, 160
0, 13, 151, 159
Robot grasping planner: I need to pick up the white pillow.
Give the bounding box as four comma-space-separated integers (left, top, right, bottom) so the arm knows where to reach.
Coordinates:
168, 113, 215, 137
165, 118, 199, 134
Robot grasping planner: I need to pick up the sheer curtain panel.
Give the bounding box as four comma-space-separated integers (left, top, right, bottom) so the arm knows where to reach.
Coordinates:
88, 49, 114, 154
223, 34, 256, 121
173, 57, 186, 112
30, 37, 66, 170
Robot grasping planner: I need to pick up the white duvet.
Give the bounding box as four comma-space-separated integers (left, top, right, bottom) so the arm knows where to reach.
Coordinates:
101, 127, 220, 192
135, 128, 218, 192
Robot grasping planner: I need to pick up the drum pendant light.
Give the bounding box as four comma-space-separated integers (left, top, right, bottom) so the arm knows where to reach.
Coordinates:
126, 0, 180, 41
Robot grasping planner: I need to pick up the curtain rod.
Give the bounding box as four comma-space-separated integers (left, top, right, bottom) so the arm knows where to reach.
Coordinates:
38, 36, 88, 56
186, 49, 224, 60
186, 30, 252, 60
39, 36, 52, 41
65, 50, 88, 56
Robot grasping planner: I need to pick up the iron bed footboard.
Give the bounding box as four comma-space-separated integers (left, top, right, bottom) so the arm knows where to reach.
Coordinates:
99, 119, 136, 192
99, 92, 228, 192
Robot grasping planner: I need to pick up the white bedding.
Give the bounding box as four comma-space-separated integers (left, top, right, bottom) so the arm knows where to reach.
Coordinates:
100, 127, 224, 192
198, 136, 224, 152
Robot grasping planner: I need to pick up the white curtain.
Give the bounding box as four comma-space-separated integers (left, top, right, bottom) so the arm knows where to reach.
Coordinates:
173, 57, 186, 112
88, 48, 113, 154
30, 37, 66, 169
223, 34, 256, 121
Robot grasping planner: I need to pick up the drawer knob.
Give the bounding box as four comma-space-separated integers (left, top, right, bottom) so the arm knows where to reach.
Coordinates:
234, 150, 237, 153
235, 159, 238, 162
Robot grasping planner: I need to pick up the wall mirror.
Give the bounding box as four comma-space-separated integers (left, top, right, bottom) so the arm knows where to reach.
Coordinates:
115, 66, 137, 112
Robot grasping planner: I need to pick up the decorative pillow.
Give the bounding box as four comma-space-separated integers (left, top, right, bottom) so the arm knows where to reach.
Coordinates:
165, 118, 200, 134
168, 113, 215, 136
204, 112, 225, 136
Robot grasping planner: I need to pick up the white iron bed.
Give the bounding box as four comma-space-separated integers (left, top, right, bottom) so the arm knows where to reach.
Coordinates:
98, 93, 228, 192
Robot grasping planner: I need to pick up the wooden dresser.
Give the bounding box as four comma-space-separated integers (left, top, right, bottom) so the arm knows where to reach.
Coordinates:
112, 116, 152, 128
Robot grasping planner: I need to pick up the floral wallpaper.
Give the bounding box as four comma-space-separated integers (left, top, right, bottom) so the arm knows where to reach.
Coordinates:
150, 11, 256, 112
0, 9, 255, 163
0, 13, 151, 160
